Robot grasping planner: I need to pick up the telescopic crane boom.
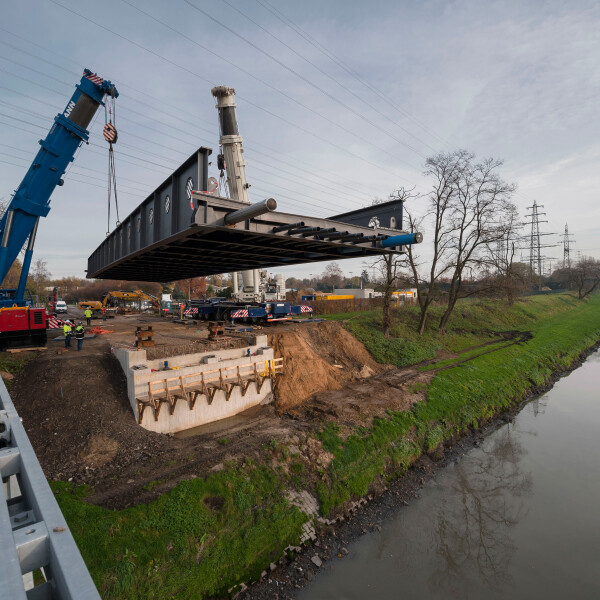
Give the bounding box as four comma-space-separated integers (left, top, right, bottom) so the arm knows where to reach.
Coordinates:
0, 69, 118, 349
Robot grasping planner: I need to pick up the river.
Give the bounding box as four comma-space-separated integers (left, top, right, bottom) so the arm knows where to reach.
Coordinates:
298, 349, 600, 599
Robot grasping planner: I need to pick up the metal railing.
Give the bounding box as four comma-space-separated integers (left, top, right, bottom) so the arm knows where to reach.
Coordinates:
0, 378, 100, 599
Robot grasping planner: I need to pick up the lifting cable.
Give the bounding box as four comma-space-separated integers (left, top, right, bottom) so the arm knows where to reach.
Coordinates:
103, 90, 120, 235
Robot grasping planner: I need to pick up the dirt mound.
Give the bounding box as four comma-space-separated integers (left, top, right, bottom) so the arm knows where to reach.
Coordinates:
78, 434, 119, 468
269, 322, 383, 410
289, 368, 431, 428
6, 317, 415, 509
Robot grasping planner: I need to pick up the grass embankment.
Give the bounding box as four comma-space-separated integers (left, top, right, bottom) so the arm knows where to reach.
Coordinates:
317, 294, 600, 512
53, 294, 600, 598
55, 465, 305, 598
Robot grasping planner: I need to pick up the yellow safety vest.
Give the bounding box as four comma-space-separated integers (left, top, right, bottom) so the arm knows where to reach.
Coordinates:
63, 324, 72, 336
84, 309, 92, 317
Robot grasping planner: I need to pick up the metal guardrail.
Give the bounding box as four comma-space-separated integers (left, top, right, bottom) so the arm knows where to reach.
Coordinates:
0, 378, 100, 599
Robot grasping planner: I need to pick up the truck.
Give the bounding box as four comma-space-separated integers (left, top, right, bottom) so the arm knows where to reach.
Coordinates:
0, 69, 118, 349
184, 296, 310, 323
232, 269, 286, 303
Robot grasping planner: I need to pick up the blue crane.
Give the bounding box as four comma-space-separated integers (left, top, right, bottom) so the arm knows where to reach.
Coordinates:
0, 69, 118, 349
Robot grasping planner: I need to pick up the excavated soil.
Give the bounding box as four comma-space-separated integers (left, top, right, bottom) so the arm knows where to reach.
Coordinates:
269, 322, 384, 411
8, 313, 425, 509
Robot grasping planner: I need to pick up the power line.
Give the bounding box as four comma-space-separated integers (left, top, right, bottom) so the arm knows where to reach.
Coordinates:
219, 0, 436, 155
0, 28, 388, 202
0, 91, 364, 212
183, 0, 427, 167
48, 0, 422, 186
254, 0, 452, 150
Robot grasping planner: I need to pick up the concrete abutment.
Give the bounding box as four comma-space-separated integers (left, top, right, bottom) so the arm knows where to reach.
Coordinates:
114, 335, 279, 434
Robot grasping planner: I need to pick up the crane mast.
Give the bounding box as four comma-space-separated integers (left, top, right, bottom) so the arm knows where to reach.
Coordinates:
211, 86, 285, 302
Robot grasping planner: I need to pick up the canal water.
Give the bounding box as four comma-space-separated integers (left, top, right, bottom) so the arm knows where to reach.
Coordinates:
298, 349, 600, 599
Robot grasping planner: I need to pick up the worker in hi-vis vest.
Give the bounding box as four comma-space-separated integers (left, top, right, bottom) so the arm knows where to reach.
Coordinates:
63, 321, 72, 349
84, 307, 93, 326
75, 322, 85, 351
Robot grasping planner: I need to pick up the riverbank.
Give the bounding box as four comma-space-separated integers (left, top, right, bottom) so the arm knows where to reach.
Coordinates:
244, 339, 600, 599
49, 294, 600, 599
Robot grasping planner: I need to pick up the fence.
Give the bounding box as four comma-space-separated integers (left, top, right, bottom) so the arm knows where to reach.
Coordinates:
308, 296, 415, 315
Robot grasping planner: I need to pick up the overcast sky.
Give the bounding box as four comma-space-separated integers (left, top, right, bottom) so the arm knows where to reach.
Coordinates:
1, 0, 598, 282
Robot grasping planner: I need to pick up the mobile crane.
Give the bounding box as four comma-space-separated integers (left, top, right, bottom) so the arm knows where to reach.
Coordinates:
0, 69, 118, 349
181, 86, 312, 324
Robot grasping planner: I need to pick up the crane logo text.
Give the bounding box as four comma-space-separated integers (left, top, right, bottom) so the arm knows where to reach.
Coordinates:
63, 101, 75, 118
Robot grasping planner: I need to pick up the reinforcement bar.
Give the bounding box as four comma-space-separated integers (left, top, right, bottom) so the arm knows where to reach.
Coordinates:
0, 379, 100, 599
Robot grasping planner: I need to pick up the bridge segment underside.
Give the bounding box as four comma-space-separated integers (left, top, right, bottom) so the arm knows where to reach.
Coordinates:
87, 194, 407, 282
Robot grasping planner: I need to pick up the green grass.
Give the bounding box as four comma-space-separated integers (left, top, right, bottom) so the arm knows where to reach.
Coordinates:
54, 464, 306, 599
0, 351, 37, 389
315, 294, 600, 512
417, 338, 513, 371
53, 294, 600, 598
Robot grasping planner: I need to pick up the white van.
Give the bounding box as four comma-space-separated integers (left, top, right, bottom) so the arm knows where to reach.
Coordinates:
55, 300, 68, 314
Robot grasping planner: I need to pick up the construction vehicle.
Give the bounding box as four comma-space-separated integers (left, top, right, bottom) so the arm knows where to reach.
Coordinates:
78, 289, 159, 312
0, 70, 118, 349
232, 269, 286, 303
185, 296, 310, 323
181, 86, 311, 325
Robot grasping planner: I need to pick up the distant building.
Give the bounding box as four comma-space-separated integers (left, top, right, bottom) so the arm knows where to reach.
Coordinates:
392, 289, 418, 302
333, 288, 380, 299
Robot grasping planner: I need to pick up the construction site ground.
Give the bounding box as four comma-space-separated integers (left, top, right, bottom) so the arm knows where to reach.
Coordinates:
8, 310, 431, 510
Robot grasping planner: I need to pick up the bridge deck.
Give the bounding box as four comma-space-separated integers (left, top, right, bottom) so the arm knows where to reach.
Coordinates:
86, 148, 407, 282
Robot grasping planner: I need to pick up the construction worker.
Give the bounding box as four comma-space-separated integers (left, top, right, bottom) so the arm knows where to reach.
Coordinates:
101, 305, 107, 321
75, 322, 85, 351
63, 320, 72, 349
84, 307, 93, 326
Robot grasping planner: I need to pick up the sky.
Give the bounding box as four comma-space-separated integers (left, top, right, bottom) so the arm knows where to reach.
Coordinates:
0, 0, 598, 282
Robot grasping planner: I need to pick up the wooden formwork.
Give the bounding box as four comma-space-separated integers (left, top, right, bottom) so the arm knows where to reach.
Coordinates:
136, 358, 284, 424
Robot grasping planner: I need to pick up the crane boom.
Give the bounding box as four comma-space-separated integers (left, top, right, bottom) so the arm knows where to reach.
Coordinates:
0, 69, 118, 349
0, 69, 118, 295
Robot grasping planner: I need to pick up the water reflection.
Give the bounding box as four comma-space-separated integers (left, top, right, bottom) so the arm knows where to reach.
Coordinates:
430, 426, 532, 595
298, 350, 600, 600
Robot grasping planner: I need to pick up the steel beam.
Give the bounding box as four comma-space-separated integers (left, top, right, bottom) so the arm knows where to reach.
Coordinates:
0, 379, 100, 599
86, 150, 419, 282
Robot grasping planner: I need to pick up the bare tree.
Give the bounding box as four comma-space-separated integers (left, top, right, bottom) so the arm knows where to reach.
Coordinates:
429, 151, 517, 332
404, 153, 468, 335
320, 262, 344, 292
370, 188, 418, 337
570, 256, 600, 299
482, 204, 529, 305
26, 258, 51, 300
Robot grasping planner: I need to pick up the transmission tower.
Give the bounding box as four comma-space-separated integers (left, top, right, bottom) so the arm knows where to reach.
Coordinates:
523, 201, 557, 288
561, 223, 575, 269
527, 201, 544, 276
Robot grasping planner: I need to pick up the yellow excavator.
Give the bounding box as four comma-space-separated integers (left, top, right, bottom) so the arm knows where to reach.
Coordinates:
78, 290, 160, 312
